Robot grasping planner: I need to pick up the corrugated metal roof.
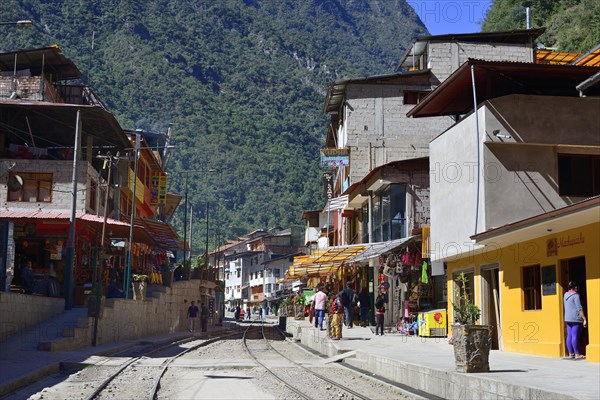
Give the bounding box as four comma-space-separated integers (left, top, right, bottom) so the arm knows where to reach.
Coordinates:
573, 44, 600, 67
0, 211, 156, 246
535, 50, 582, 65
348, 236, 419, 264
0, 45, 81, 81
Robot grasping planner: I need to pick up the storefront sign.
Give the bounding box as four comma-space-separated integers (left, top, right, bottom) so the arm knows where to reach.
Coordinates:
557, 233, 584, 248
323, 173, 333, 201
150, 172, 167, 206
541, 265, 556, 296
320, 148, 349, 167
546, 238, 557, 257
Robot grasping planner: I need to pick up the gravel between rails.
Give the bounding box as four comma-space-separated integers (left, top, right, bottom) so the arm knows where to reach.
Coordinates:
11, 332, 414, 400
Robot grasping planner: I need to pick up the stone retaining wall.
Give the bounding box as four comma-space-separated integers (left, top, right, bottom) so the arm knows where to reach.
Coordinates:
95, 280, 212, 345
0, 292, 65, 341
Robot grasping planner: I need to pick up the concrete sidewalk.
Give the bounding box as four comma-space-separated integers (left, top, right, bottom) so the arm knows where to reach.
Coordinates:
288, 318, 600, 400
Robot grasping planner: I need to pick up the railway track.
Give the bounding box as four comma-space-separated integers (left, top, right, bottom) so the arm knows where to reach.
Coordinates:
10, 321, 412, 400
85, 327, 243, 400
242, 321, 371, 400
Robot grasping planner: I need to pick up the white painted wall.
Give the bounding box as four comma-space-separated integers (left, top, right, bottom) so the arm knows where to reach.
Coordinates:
429, 107, 486, 262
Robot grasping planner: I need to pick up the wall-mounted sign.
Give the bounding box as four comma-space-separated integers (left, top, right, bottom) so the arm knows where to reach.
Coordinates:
150, 172, 168, 206
320, 148, 349, 167
541, 265, 556, 296
323, 173, 333, 202
558, 233, 584, 248
546, 238, 557, 257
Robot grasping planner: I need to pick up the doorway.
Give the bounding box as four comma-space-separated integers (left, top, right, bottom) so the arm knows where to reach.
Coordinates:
481, 265, 501, 350
560, 256, 587, 356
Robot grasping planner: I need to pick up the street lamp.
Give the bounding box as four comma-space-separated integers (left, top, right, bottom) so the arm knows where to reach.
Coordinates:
0, 20, 33, 27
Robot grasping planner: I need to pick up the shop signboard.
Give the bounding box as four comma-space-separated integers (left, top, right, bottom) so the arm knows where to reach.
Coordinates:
418, 309, 447, 337
320, 148, 349, 167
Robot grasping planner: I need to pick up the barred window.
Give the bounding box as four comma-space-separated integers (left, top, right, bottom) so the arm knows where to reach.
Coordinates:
523, 265, 541, 310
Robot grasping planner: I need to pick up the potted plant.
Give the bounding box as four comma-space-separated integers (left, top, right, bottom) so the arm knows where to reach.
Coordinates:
452, 272, 492, 373
293, 293, 306, 320
131, 274, 148, 300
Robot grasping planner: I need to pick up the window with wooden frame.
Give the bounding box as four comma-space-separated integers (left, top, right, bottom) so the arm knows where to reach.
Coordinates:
403, 91, 428, 105
7, 172, 52, 202
522, 264, 542, 310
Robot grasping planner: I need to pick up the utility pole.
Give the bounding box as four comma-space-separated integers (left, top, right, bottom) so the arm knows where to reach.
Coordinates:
205, 200, 210, 260
65, 110, 82, 310
124, 132, 141, 299
189, 205, 193, 263
92, 151, 119, 346
183, 172, 189, 264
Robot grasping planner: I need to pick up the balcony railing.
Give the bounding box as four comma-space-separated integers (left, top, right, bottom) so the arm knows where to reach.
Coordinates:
0, 75, 107, 110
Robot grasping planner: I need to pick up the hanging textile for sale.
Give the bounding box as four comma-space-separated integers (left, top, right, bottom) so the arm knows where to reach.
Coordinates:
421, 261, 429, 284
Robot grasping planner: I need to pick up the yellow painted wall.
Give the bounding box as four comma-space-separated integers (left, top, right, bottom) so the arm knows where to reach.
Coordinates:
447, 221, 599, 362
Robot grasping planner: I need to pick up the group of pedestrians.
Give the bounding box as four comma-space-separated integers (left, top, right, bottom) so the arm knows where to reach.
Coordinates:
186, 301, 210, 333
310, 282, 388, 340
233, 304, 266, 321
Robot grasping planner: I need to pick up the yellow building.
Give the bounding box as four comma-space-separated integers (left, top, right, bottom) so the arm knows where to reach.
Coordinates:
446, 197, 599, 362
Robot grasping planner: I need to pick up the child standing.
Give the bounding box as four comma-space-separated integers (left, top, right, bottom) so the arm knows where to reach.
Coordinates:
375, 292, 386, 336
331, 294, 344, 340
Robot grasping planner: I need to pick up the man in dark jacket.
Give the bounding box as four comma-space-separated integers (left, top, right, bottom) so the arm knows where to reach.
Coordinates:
358, 287, 371, 327
339, 282, 356, 328
200, 303, 209, 332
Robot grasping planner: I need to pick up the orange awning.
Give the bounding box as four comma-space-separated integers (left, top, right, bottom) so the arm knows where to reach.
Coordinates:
281, 244, 369, 281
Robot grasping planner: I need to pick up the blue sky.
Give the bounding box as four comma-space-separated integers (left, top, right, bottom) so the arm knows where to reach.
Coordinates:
408, 0, 494, 35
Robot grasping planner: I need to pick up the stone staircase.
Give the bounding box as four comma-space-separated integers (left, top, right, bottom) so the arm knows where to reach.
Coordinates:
37, 284, 168, 352
0, 307, 90, 353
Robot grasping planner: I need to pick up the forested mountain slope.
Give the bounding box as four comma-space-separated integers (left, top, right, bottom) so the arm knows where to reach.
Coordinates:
1, 0, 426, 251
483, 0, 600, 52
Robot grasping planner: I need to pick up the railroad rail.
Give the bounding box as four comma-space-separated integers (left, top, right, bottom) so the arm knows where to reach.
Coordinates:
242, 321, 371, 400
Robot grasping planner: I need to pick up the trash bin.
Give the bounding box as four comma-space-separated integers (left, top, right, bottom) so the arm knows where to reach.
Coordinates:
278, 316, 287, 331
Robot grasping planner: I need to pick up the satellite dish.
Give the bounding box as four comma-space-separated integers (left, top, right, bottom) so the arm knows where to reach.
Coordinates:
7, 174, 23, 191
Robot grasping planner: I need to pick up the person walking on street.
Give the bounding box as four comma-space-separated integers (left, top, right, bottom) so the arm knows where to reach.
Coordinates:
564, 281, 587, 359
187, 301, 199, 332
375, 292, 386, 336
331, 294, 344, 340
312, 286, 328, 330
358, 287, 371, 327
246, 306, 251, 320
200, 303, 209, 332
339, 282, 356, 328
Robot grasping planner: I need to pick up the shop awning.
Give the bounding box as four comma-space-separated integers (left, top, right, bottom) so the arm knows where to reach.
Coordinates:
0, 210, 155, 245
347, 235, 419, 264
282, 244, 369, 281
136, 217, 181, 251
